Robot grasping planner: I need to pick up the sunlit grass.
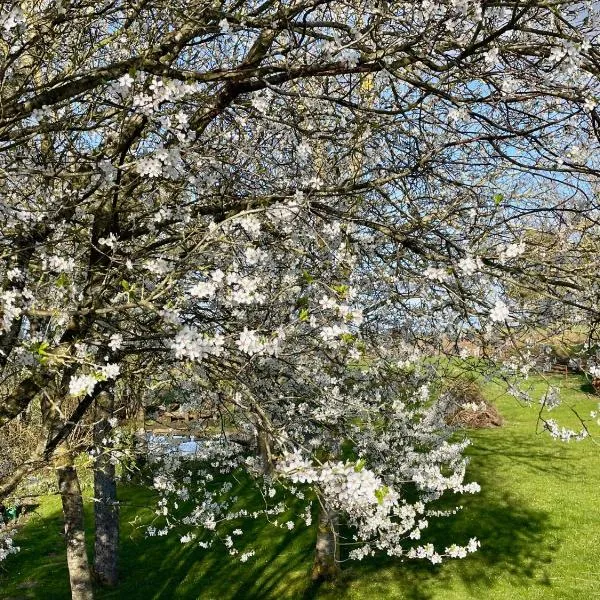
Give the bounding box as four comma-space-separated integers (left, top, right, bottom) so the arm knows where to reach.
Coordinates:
1, 374, 598, 599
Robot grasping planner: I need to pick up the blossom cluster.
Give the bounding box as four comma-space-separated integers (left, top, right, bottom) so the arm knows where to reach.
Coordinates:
170, 327, 225, 362
0, 533, 19, 562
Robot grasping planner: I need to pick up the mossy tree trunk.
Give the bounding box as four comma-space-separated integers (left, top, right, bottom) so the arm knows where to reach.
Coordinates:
57, 452, 94, 600
41, 387, 94, 600
256, 428, 273, 475
311, 502, 340, 582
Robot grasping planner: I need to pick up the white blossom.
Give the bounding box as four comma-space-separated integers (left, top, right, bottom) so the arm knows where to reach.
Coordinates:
2, 6, 25, 31
458, 255, 482, 276
170, 327, 225, 362
108, 333, 123, 351
240, 550, 255, 562
489, 300, 509, 322
100, 363, 120, 380
69, 374, 98, 397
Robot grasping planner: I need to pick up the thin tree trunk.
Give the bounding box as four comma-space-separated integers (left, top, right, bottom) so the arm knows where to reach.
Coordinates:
93, 389, 118, 587
57, 452, 94, 600
133, 405, 148, 471
311, 502, 340, 582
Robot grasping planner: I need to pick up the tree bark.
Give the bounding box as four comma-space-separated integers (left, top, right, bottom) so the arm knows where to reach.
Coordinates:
57, 453, 94, 600
311, 502, 340, 582
256, 428, 273, 476
93, 389, 119, 587
133, 405, 148, 471
42, 384, 94, 600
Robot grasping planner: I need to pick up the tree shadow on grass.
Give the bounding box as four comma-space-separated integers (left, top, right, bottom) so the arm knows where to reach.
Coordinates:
0, 485, 315, 600
467, 430, 582, 481
96, 483, 317, 600
0, 496, 72, 600
305, 429, 560, 600
2, 426, 565, 600
301, 494, 554, 600
579, 381, 596, 395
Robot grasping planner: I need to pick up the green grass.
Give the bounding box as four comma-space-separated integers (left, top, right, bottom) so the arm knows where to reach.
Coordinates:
1, 375, 599, 599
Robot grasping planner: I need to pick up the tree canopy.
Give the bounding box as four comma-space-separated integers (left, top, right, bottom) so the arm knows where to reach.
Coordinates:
1, 0, 600, 589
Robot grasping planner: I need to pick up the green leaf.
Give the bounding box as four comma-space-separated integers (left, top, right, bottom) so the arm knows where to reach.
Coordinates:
375, 486, 389, 505
35, 341, 50, 356
354, 459, 366, 472
493, 193, 504, 205
30, 341, 51, 364
299, 307, 310, 322
56, 273, 69, 288
302, 270, 314, 284
332, 284, 348, 298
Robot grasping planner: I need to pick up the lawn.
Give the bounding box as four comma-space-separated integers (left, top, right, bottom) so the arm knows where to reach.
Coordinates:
1, 375, 599, 599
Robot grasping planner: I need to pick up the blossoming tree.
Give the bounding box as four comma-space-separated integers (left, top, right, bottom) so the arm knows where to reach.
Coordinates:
1, 0, 600, 597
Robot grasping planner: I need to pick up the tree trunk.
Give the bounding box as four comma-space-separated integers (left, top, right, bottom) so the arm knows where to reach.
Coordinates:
133, 405, 148, 471
311, 503, 340, 582
42, 385, 94, 600
57, 454, 94, 600
256, 428, 273, 475
93, 390, 119, 587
